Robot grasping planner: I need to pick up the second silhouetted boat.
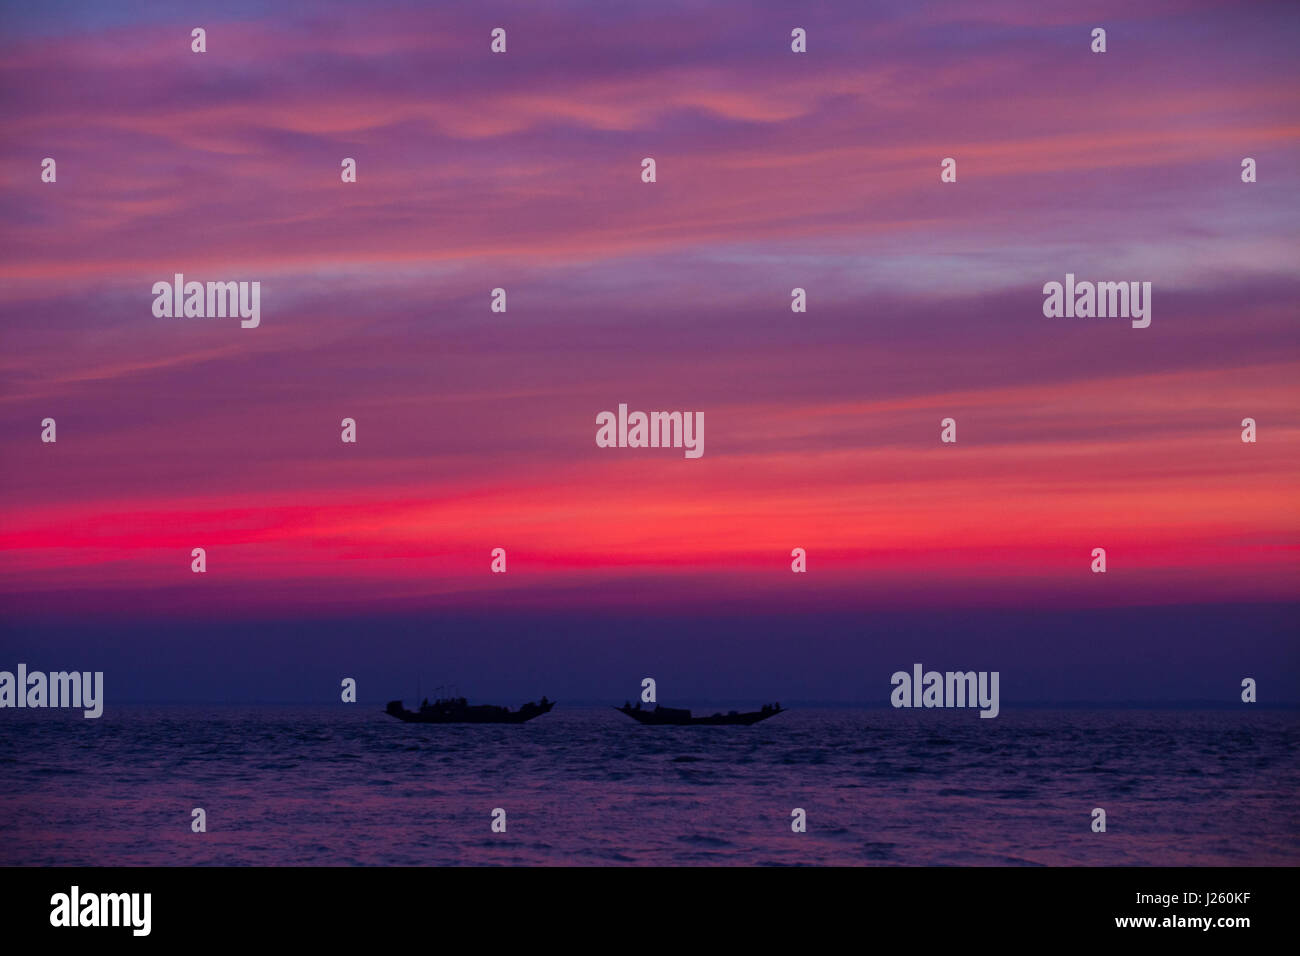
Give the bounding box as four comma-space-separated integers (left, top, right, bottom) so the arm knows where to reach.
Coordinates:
615, 701, 785, 726
386, 695, 554, 724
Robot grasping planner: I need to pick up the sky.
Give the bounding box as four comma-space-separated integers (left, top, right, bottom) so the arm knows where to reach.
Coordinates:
1, 0, 1297, 703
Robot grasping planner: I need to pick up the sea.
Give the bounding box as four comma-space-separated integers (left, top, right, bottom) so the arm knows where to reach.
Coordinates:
1, 706, 1296, 866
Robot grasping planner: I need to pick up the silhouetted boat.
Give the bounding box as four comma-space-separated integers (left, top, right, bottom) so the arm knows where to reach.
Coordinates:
615, 702, 785, 726
385, 696, 554, 724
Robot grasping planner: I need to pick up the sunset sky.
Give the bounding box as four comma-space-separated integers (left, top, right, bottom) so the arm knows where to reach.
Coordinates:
1, 0, 1296, 703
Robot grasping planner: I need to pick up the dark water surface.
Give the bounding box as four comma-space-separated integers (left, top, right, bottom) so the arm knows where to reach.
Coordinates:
1, 707, 1295, 865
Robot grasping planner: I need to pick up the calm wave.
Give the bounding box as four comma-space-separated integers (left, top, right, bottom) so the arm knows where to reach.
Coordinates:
1, 707, 1296, 865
